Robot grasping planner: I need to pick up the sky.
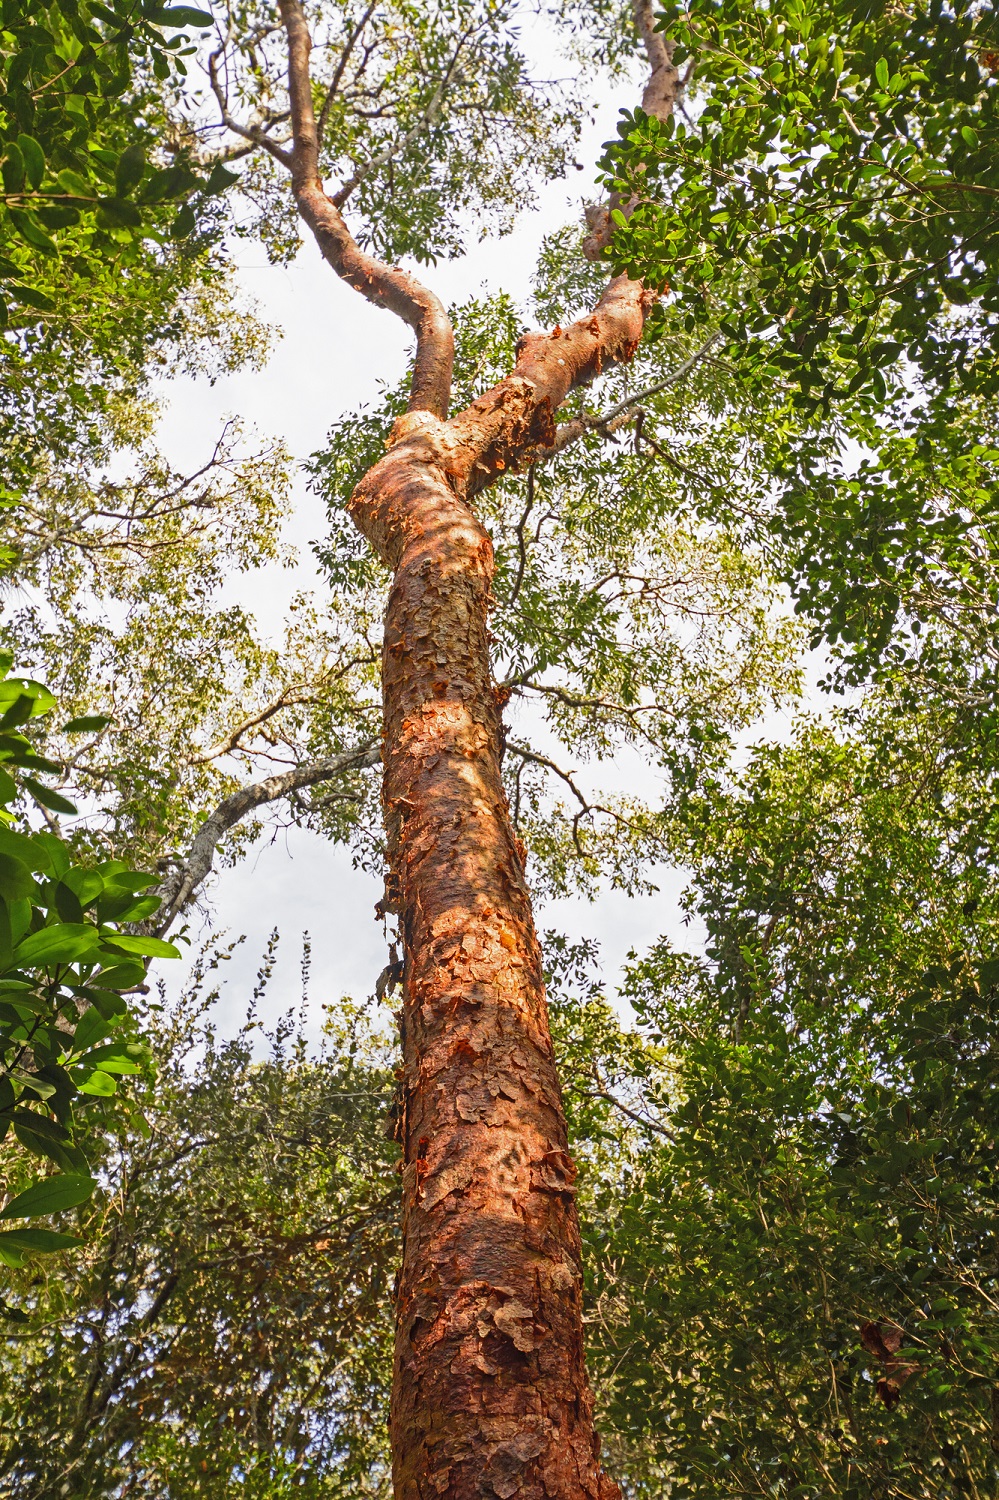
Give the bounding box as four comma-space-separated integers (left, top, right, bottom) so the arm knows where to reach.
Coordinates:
149, 41, 801, 1037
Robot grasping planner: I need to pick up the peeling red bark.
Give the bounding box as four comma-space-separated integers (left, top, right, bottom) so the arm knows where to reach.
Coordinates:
268, 3, 675, 1492
347, 287, 649, 1495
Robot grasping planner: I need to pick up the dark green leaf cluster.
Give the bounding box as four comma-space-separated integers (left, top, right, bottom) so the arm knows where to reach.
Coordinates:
603, 0, 999, 411
565, 687, 999, 1497
0, 0, 235, 320
0, 652, 176, 1270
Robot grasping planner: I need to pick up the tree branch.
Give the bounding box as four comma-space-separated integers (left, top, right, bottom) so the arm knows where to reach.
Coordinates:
317, 0, 377, 144
185, 682, 319, 766
530, 330, 722, 465
154, 742, 380, 932
208, 34, 294, 169
332, 23, 472, 207
276, 0, 455, 417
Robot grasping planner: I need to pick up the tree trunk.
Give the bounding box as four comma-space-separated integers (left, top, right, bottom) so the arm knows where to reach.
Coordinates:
349, 303, 648, 1495
269, 3, 678, 1490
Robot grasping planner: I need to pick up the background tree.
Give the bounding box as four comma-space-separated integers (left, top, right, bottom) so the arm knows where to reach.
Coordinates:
0, 943, 400, 1497
603, 0, 999, 686
568, 679, 999, 1499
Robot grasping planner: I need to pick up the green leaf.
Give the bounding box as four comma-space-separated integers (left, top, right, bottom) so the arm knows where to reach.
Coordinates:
23, 778, 77, 814
206, 161, 239, 194
16, 135, 45, 191
874, 58, 889, 88
114, 143, 146, 198
170, 202, 196, 238
71, 1007, 113, 1054
54, 882, 85, 924
2, 145, 24, 194
56, 169, 95, 199
0, 677, 55, 719
77, 1070, 117, 1096
0, 854, 36, 902
61, 715, 111, 733
11, 1112, 88, 1174
78, 1042, 144, 1074
7, 210, 58, 255
33, 833, 70, 878
7, 285, 55, 312
73, 986, 128, 1020
60, 867, 104, 909
101, 932, 178, 959
961, 124, 979, 148
0, 899, 12, 971
142, 164, 199, 202
146, 5, 215, 26
14, 925, 100, 966
113, 895, 161, 923
0, 828, 53, 873
0, 1174, 96, 1220
96, 198, 143, 229
0, 1227, 81, 1254
91, 961, 146, 992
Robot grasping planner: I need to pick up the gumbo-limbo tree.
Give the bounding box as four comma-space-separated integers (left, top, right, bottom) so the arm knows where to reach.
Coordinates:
169, 0, 687, 1492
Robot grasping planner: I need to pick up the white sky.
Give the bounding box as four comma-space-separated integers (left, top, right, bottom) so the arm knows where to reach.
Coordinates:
150, 51, 805, 1036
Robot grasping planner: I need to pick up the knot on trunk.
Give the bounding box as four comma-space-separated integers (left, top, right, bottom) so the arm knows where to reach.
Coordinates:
388, 409, 444, 448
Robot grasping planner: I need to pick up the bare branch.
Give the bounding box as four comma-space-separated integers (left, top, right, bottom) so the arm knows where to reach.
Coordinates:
530, 331, 722, 466
332, 78, 445, 206
208, 36, 294, 168
154, 742, 380, 932
185, 683, 317, 765
577, 1058, 675, 1140
318, 0, 377, 144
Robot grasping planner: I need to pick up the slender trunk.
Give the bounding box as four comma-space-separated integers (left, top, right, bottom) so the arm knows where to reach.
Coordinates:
266, 3, 678, 1490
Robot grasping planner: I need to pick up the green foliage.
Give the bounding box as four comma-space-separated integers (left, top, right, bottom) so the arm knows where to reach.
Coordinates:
0, 943, 398, 1497
0, 0, 229, 322
596, 0, 999, 685
311, 285, 805, 897
0, 653, 176, 1268
546, 686, 999, 1498
605, 0, 999, 409
183, 0, 583, 267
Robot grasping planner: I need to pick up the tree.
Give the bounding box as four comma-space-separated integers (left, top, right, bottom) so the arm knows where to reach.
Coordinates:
14, 0, 999, 1490
154, 0, 697, 1488
0, 943, 400, 1497
599, 0, 999, 687
567, 680, 999, 1498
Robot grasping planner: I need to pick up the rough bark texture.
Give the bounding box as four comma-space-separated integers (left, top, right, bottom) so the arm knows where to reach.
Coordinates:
347, 285, 652, 1498
264, 3, 678, 1493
